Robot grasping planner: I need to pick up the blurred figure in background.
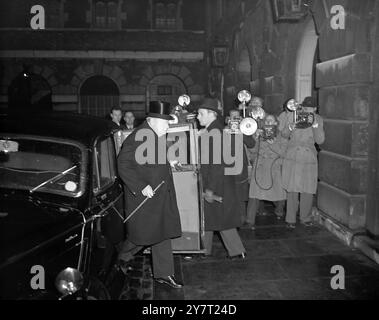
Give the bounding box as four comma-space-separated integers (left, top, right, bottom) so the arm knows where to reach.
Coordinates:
109, 106, 125, 130
123, 111, 136, 130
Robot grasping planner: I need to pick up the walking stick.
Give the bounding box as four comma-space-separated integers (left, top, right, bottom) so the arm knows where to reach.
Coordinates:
123, 180, 165, 224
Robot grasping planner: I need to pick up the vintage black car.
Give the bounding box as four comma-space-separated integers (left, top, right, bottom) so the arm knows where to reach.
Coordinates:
0, 111, 127, 300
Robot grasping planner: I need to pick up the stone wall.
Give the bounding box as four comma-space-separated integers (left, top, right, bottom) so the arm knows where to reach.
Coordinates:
211, 0, 379, 235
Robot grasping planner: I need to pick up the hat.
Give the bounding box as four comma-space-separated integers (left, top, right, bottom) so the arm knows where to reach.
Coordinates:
302, 96, 317, 108
147, 101, 174, 120
197, 98, 222, 115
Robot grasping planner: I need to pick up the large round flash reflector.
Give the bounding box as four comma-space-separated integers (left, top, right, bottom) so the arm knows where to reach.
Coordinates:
240, 118, 258, 136
178, 95, 191, 107
55, 267, 84, 296
237, 90, 252, 103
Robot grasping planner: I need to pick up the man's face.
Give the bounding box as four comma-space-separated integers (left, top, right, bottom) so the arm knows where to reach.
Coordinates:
229, 110, 240, 120
124, 112, 135, 126
250, 97, 263, 108
110, 110, 122, 123
197, 109, 214, 127
150, 118, 169, 137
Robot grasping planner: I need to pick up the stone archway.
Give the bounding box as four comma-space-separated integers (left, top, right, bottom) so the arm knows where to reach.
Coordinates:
71, 63, 127, 116
294, 18, 318, 102
139, 64, 203, 111
147, 74, 187, 109
79, 75, 119, 117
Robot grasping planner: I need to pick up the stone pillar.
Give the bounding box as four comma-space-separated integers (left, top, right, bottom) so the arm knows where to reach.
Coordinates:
313, 0, 375, 232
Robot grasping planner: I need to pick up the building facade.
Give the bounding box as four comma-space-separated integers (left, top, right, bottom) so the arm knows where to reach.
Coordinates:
0, 0, 208, 120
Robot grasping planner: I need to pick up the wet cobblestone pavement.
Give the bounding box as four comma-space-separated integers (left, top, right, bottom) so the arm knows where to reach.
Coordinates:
120, 203, 379, 300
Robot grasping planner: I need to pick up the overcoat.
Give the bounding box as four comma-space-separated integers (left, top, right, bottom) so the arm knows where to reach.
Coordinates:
278, 111, 325, 194
117, 121, 182, 246
200, 119, 242, 231
249, 135, 287, 201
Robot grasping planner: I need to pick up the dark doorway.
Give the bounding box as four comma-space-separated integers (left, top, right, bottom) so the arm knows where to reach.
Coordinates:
8, 71, 52, 111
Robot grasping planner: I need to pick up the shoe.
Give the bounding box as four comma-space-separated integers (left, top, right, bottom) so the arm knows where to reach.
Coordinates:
198, 254, 212, 260
286, 223, 296, 229
154, 275, 183, 289
228, 252, 247, 260
301, 221, 314, 227
276, 215, 284, 220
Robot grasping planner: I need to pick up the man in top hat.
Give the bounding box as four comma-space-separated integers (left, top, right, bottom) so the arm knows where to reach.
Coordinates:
117, 101, 183, 289
197, 97, 247, 260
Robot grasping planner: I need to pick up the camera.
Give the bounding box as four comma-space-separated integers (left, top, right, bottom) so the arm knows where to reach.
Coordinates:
225, 90, 258, 136
285, 99, 315, 129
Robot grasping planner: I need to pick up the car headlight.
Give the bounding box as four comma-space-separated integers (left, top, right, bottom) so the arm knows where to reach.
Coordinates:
55, 267, 84, 296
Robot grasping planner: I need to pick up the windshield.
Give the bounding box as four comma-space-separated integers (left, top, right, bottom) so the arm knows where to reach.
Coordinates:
0, 137, 83, 197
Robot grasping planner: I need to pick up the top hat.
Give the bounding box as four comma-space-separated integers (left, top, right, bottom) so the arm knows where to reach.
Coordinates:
197, 97, 221, 115
302, 96, 317, 109
147, 101, 174, 120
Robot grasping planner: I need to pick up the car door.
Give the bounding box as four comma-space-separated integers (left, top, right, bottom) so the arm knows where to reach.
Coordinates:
86, 135, 125, 275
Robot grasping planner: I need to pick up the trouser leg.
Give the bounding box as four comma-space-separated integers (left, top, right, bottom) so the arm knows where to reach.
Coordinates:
203, 231, 214, 256
219, 229, 246, 257
151, 239, 174, 279
285, 192, 299, 224
246, 198, 259, 225
299, 193, 314, 223
240, 201, 248, 224
118, 239, 144, 262
274, 200, 285, 217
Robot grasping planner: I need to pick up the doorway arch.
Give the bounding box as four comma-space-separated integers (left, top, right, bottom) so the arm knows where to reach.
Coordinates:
79, 75, 119, 117
295, 19, 318, 102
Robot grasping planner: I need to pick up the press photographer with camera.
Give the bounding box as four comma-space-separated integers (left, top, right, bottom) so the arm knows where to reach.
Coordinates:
279, 96, 325, 229
225, 109, 256, 225
246, 114, 288, 230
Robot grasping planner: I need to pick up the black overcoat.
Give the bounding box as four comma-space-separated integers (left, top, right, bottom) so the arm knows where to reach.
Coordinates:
117, 121, 182, 246
200, 119, 244, 231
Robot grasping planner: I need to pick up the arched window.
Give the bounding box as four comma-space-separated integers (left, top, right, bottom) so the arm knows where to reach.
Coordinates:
80, 75, 119, 117
94, 2, 106, 28
154, 2, 177, 30
148, 74, 187, 108
107, 2, 117, 29
155, 3, 166, 29
93, 1, 119, 29
166, 3, 177, 29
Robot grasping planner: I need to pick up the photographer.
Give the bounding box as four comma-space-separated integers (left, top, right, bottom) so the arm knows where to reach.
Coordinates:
280, 97, 325, 229
246, 114, 287, 230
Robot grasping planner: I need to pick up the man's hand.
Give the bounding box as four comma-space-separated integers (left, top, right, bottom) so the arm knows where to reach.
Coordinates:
169, 160, 183, 171
142, 185, 154, 198
203, 189, 223, 204
288, 123, 296, 132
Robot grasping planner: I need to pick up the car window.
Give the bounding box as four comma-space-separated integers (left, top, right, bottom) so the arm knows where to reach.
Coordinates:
93, 136, 117, 193
0, 137, 83, 196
